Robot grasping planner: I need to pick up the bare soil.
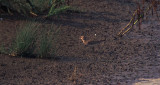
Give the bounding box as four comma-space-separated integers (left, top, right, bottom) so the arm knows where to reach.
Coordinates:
1, 0, 160, 85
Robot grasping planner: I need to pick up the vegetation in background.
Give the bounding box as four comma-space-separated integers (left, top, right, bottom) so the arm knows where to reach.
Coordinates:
0, 0, 73, 17
47, 5, 70, 17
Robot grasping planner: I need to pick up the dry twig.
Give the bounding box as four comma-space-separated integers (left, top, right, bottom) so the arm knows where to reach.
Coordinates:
118, 0, 160, 36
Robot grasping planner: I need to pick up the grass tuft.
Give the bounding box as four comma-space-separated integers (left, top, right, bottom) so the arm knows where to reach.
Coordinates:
10, 22, 38, 57
38, 24, 60, 58
38, 31, 53, 58
1, 20, 60, 59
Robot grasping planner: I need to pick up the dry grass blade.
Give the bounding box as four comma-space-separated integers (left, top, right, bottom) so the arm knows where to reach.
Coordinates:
118, 0, 160, 36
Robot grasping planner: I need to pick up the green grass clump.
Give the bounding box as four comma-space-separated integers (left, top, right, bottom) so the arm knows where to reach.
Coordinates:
38, 25, 60, 58
10, 22, 38, 57
0, 20, 60, 59
38, 32, 53, 58
6, 21, 60, 59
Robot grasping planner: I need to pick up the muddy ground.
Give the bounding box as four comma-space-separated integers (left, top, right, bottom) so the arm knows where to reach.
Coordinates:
1, 0, 160, 85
